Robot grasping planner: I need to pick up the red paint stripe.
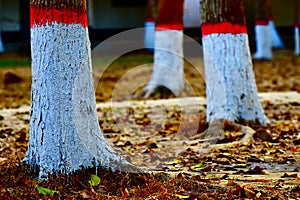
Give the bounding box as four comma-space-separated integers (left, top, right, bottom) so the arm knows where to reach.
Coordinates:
255, 20, 269, 25
268, 15, 274, 21
201, 22, 247, 36
30, 5, 88, 28
156, 24, 183, 31
145, 16, 154, 22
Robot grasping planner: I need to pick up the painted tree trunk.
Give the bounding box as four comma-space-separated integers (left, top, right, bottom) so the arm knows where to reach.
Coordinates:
25, 0, 132, 179
253, 0, 272, 59
183, 0, 201, 28
0, 0, 4, 53
295, 0, 300, 55
143, 0, 184, 97
200, 0, 269, 125
0, 29, 3, 53
144, 0, 156, 50
266, 0, 284, 48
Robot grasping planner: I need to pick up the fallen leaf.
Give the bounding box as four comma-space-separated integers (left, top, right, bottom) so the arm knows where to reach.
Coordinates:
88, 174, 101, 186
174, 194, 190, 199
244, 187, 256, 199
36, 185, 59, 196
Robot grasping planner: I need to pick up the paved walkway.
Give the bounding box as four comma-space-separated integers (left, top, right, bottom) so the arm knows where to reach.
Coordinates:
0, 91, 299, 131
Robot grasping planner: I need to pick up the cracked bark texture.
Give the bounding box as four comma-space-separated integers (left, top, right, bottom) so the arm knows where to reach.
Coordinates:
25, 0, 133, 179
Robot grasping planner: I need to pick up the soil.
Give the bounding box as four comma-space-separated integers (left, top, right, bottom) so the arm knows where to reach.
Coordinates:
0, 49, 300, 199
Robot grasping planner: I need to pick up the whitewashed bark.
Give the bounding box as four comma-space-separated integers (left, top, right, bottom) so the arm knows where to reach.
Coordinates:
269, 20, 284, 48
203, 33, 269, 125
183, 0, 201, 28
24, 23, 132, 178
0, 33, 3, 53
253, 25, 272, 59
295, 26, 300, 55
144, 30, 184, 97
144, 20, 155, 49
0, 0, 4, 53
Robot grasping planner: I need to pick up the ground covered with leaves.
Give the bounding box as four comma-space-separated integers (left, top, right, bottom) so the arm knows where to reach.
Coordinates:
0, 49, 300, 199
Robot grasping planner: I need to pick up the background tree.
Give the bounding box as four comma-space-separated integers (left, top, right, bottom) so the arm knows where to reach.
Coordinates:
138, 0, 184, 98
0, 0, 4, 53
266, 0, 284, 49
200, 0, 269, 125
295, 0, 299, 55
25, 0, 132, 179
252, 0, 279, 59
144, 0, 156, 50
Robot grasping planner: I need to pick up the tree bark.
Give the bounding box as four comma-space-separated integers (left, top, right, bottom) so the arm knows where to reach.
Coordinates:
295, 0, 300, 55
138, 0, 184, 98
0, 0, 4, 53
25, 0, 133, 179
200, 0, 269, 125
266, 0, 284, 48
144, 0, 156, 49
253, 0, 272, 59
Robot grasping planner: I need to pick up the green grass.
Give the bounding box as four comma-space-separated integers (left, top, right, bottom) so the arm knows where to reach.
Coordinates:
0, 59, 31, 67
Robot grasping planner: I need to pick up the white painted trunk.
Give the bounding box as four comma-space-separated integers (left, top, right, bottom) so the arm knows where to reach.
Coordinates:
183, 0, 201, 28
0, 0, 3, 53
144, 21, 155, 49
145, 30, 184, 96
295, 26, 300, 55
268, 20, 284, 48
253, 25, 272, 60
24, 23, 131, 178
203, 33, 269, 125
0, 33, 3, 53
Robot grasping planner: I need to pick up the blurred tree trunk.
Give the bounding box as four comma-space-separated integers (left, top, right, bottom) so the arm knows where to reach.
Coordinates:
200, 0, 269, 125
294, 0, 300, 55
138, 0, 184, 98
25, 0, 133, 179
266, 0, 284, 48
253, 0, 272, 59
144, 0, 156, 49
0, 0, 4, 53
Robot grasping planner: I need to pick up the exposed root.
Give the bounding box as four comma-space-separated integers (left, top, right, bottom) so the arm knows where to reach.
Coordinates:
133, 85, 175, 99
192, 119, 256, 150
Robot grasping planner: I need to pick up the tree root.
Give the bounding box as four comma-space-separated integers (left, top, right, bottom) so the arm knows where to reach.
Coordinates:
133, 85, 175, 99
192, 119, 256, 149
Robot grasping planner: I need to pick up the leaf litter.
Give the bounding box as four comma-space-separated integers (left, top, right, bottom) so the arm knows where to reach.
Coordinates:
0, 49, 300, 199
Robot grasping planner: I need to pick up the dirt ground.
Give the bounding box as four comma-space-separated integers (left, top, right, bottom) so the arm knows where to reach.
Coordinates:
0, 49, 300, 199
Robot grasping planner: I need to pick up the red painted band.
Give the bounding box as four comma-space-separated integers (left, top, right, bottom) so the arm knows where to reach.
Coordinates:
255, 20, 269, 25
267, 15, 274, 21
201, 21, 247, 36
145, 16, 154, 22
156, 24, 183, 31
30, 5, 88, 28
295, 22, 299, 28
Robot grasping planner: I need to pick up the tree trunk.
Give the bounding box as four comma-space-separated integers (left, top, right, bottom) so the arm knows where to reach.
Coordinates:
0, 0, 4, 53
140, 0, 184, 98
183, 0, 201, 28
295, 0, 300, 55
200, 0, 269, 125
25, 0, 132, 179
266, 0, 284, 48
253, 0, 272, 59
144, 0, 156, 50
